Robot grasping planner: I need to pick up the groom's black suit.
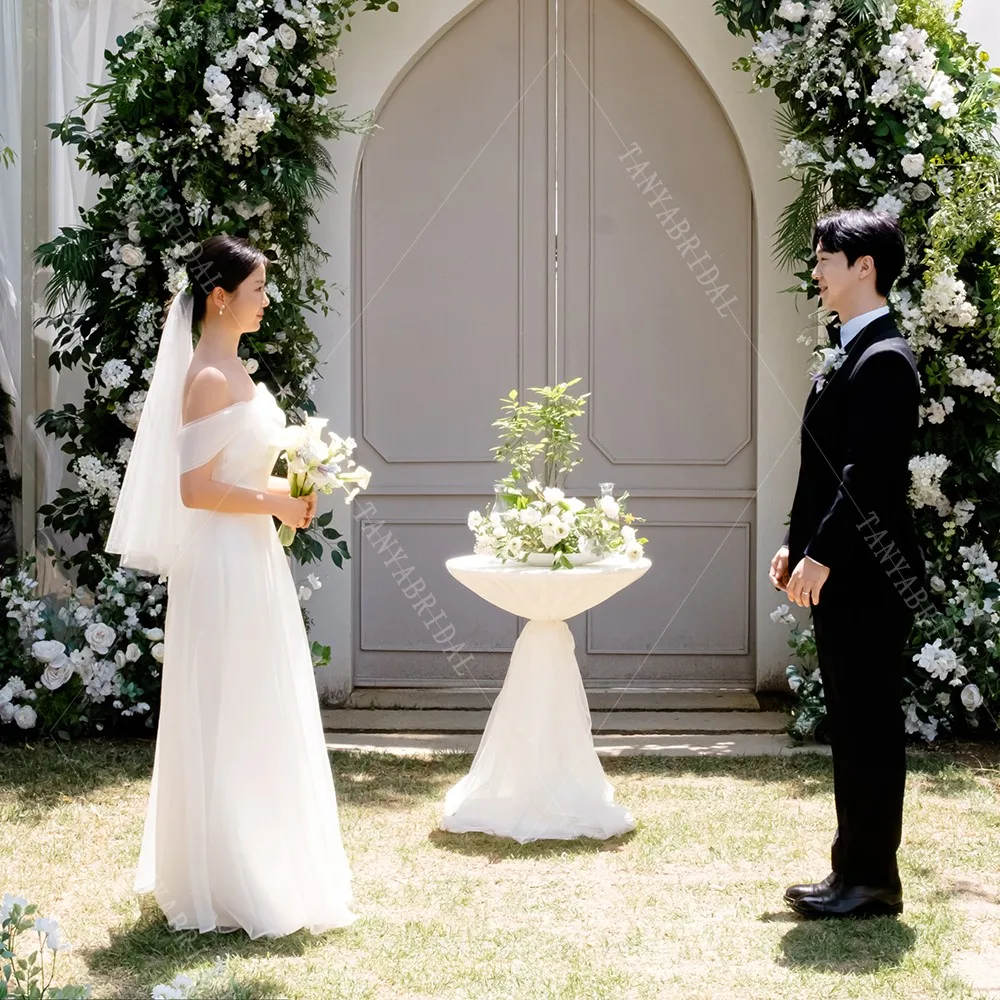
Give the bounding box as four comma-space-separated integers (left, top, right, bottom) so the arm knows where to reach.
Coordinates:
785, 312, 924, 888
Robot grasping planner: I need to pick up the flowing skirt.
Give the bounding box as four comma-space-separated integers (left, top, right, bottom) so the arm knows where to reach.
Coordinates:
135, 510, 354, 938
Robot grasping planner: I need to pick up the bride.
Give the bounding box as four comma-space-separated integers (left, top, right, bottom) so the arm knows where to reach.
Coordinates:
107, 234, 355, 938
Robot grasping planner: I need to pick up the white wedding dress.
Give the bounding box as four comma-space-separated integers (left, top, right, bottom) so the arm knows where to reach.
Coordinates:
134, 383, 355, 939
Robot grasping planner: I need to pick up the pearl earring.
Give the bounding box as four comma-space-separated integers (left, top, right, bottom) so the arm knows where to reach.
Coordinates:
219, 306, 224, 314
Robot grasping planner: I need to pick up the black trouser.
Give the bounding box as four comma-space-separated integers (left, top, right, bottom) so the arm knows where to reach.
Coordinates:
811, 585, 913, 888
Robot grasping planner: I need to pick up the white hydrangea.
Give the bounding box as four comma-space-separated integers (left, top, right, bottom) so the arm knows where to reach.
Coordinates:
922, 268, 978, 330
952, 500, 976, 528
908, 453, 951, 516
904, 699, 939, 741
203, 65, 234, 115
777, 0, 807, 22
872, 192, 904, 218
116, 389, 147, 431
848, 145, 876, 170
84, 658, 120, 702
913, 639, 966, 683
220, 90, 277, 164
752, 27, 791, 67
74, 455, 122, 508
959, 542, 999, 585
100, 358, 132, 390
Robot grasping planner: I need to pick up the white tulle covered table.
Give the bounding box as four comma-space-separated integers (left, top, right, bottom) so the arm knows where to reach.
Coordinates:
439, 554, 651, 842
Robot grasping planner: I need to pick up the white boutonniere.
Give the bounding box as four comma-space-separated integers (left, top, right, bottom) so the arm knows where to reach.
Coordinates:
809, 346, 847, 392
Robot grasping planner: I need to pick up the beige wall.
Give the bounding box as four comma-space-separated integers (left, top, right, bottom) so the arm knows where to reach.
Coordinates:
310, 0, 811, 698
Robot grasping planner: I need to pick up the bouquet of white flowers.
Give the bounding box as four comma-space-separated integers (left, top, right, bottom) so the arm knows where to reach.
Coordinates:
468, 481, 646, 569
278, 418, 372, 547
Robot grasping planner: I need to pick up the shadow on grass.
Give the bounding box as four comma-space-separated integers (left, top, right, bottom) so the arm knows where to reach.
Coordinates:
427, 825, 638, 861
0, 739, 155, 825
86, 897, 341, 999
777, 916, 917, 973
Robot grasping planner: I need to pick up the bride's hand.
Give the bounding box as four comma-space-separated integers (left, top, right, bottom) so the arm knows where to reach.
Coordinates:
275, 495, 313, 530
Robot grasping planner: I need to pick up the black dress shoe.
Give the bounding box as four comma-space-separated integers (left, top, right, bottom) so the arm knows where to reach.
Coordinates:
784, 872, 841, 905
790, 882, 903, 919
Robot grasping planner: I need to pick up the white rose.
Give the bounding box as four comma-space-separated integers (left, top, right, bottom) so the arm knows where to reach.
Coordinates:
276, 23, 297, 49
14, 704, 37, 729
911, 182, 934, 202
143, 627, 164, 641
0, 684, 13, 705
961, 683, 983, 711
260, 65, 279, 89
114, 650, 127, 669
599, 495, 620, 520
40, 655, 74, 691
151, 643, 165, 663
85, 622, 116, 655
115, 140, 136, 163
520, 506, 542, 527
901, 152, 925, 178
125, 643, 141, 662
244, 358, 259, 375
120, 244, 146, 268
31, 640, 67, 663
542, 487, 565, 504
0, 702, 15, 723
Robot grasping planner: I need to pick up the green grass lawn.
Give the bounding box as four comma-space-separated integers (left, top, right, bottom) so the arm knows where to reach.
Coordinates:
1, 741, 998, 999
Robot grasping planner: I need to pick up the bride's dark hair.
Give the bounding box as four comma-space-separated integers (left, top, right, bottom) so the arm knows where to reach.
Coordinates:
185, 235, 269, 323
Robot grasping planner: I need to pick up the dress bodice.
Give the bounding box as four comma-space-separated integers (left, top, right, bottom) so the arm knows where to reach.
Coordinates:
178, 383, 286, 490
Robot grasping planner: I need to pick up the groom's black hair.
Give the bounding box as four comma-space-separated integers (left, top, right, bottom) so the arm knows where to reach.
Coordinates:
185, 234, 269, 323
813, 209, 906, 297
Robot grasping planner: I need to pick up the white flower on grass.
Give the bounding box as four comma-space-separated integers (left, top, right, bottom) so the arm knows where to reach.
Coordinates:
276, 23, 297, 49
31, 640, 66, 663
901, 152, 925, 178
115, 140, 136, 163
40, 655, 74, 692
84, 621, 116, 655
0, 894, 28, 921
904, 700, 939, 741
961, 683, 983, 712
33, 916, 66, 951
13, 704, 37, 729
101, 358, 132, 390
599, 495, 620, 520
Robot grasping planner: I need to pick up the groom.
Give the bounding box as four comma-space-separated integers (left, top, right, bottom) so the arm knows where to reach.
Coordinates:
770, 208, 925, 919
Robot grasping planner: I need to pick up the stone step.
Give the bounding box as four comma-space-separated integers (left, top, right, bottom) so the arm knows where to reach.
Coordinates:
343, 687, 760, 712
321, 708, 788, 734
325, 732, 827, 758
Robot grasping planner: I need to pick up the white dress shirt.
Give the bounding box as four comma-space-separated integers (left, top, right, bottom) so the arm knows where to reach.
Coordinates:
839, 304, 890, 349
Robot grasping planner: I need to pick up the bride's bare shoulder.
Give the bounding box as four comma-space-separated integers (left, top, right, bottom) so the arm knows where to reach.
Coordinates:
183, 366, 234, 424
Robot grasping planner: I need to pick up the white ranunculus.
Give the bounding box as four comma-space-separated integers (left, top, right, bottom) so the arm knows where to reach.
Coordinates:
85, 621, 116, 655
624, 541, 644, 563
125, 642, 141, 662
244, 358, 259, 375
599, 495, 620, 520
961, 684, 983, 711
507, 536, 524, 558
31, 640, 67, 663
151, 643, 165, 663
40, 655, 74, 692
901, 153, 925, 178
13, 704, 37, 729
542, 487, 565, 504
276, 23, 297, 49
120, 244, 145, 268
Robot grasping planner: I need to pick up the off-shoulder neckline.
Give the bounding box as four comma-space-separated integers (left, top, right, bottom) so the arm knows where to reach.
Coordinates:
180, 383, 265, 430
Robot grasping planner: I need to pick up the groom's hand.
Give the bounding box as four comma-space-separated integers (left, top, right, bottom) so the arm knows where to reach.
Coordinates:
786, 556, 830, 608
769, 545, 791, 592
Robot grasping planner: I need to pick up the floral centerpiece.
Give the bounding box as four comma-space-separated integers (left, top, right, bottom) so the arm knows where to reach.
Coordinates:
467, 379, 647, 569
278, 418, 372, 547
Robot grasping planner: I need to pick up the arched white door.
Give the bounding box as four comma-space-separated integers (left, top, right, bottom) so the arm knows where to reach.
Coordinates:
353, 0, 755, 689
